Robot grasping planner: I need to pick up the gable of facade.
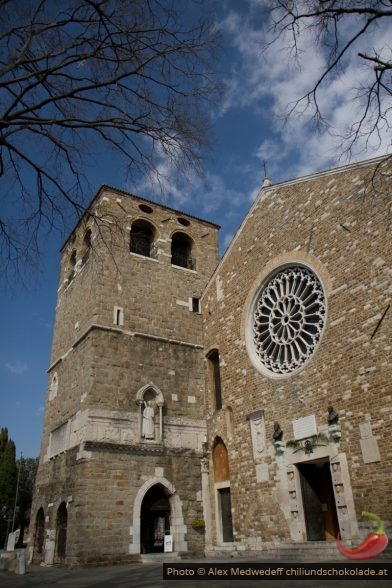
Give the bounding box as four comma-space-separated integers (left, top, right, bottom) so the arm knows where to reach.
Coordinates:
202, 156, 391, 552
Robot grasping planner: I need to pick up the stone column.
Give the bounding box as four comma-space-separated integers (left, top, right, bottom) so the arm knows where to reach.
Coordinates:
158, 403, 164, 441
200, 458, 212, 548
136, 399, 143, 439
44, 529, 56, 565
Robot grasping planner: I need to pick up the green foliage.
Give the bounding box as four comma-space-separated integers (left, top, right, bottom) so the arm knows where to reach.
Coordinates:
0, 428, 38, 547
15, 456, 39, 546
286, 434, 329, 454
0, 428, 17, 507
191, 518, 206, 530
0, 427, 17, 546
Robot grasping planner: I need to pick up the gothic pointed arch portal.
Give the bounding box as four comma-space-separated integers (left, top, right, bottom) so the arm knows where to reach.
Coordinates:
140, 485, 170, 553
54, 502, 67, 564
129, 477, 187, 555
33, 507, 45, 564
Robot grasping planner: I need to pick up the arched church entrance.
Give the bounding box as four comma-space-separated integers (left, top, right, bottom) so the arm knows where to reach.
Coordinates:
140, 484, 171, 553
33, 507, 45, 563
54, 502, 68, 563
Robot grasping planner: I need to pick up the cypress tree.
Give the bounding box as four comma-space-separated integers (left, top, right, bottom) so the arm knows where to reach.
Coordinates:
0, 428, 17, 547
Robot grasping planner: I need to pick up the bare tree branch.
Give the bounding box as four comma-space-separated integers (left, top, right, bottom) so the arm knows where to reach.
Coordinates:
267, 1, 392, 156
0, 0, 221, 283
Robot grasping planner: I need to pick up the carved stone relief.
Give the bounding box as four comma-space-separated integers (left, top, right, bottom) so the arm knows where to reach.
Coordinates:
248, 410, 266, 461
359, 421, 380, 464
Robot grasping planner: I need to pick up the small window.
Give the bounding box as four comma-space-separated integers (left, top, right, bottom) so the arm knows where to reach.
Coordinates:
171, 232, 195, 269
70, 250, 77, 268
82, 229, 92, 263
66, 250, 77, 283
113, 306, 124, 326
207, 349, 222, 410
177, 217, 190, 227
130, 220, 155, 257
49, 372, 58, 401
84, 229, 92, 248
192, 297, 200, 313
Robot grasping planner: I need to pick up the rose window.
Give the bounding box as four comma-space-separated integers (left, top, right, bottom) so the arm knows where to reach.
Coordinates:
252, 267, 326, 375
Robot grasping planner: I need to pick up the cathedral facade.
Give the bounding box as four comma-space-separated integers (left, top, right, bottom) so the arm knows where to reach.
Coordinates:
31, 156, 391, 565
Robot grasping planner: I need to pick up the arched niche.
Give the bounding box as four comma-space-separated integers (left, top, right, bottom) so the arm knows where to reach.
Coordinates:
54, 502, 68, 564
212, 437, 234, 543
212, 437, 230, 483
135, 383, 164, 442
33, 507, 45, 564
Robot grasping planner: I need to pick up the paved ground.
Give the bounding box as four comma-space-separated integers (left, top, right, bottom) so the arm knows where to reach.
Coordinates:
1, 559, 391, 588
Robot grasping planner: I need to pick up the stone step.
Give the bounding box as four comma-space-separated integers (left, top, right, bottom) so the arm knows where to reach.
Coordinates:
141, 551, 181, 564
207, 541, 392, 562
257, 542, 345, 562
0, 549, 26, 573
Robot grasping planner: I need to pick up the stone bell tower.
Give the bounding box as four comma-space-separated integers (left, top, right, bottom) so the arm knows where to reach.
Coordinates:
30, 185, 219, 566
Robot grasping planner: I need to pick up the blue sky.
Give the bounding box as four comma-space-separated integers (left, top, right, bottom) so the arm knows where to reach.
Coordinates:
1, 0, 391, 458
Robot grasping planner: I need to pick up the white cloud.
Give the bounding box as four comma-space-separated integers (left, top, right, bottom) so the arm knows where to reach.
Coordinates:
4, 361, 28, 375
133, 155, 247, 220
219, 4, 392, 178
128, 5, 391, 246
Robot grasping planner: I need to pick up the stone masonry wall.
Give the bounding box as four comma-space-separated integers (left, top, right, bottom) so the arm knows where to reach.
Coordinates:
51, 188, 219, 361
32, 187, 219, 565
33, 446, 205, 566
202, 157, 392, 547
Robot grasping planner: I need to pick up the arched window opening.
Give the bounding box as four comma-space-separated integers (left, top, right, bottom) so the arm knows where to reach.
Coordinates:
55, 502, 67, 564
66, 250, 77, 283
207, 350, 222, 410
49, 372, 58, 401
81, 228, 92, 263
33, 508, 45, 563
171, 232, 195, 269
130, 220, 155, 258
70, 250, 77, 268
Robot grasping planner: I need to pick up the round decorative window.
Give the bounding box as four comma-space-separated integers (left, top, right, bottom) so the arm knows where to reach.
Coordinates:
251, 266, 326, 376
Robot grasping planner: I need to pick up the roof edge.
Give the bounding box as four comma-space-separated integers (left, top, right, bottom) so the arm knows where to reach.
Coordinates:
60, 184, 220, 252
201, 153, 391, 299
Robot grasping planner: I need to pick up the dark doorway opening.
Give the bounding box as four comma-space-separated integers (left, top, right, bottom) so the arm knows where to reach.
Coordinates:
33, 508, 45, 563
298, 459, 339, 541
140, 485, 170, 553
218, 487, 234, 542
55, 502, 67, 563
